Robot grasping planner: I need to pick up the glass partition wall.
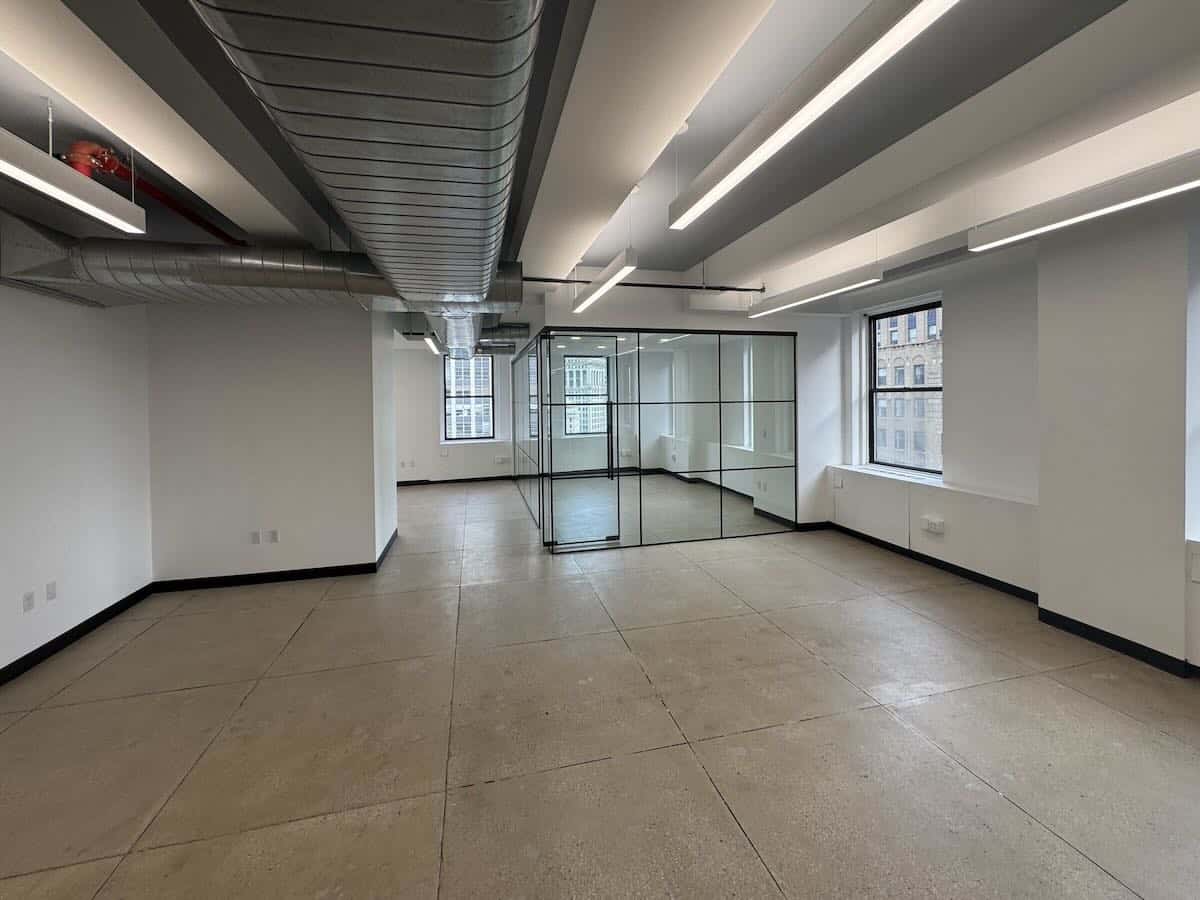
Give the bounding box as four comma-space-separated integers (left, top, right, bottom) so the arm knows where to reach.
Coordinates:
513, 328, 796, 550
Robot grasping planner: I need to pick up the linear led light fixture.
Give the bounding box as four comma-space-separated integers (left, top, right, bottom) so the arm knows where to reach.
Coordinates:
0, 125, 145, 234
669, 0, 960, 231
572, 247, 638, 314
423, 335, 441, 355
748, 267, 883, 319
969, 151, 1200, 253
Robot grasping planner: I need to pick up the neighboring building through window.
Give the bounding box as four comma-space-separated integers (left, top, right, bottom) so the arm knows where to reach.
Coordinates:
564, 356, 608, 435
869, 300, 943, 473
444, 355, 494, 440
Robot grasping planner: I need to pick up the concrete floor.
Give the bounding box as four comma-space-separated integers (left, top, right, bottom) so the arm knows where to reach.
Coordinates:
1, 481, 1198, 897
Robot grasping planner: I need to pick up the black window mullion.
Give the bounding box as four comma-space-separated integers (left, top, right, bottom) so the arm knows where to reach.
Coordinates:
869, 302, 942, 473
443, 354, 495, 441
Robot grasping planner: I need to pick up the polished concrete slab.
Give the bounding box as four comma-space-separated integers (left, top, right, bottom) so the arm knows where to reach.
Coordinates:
0, 480, 1196, 897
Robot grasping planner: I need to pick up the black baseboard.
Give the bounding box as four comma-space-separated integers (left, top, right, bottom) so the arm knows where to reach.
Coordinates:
794, 520, 834, 532
2, 553, 388, 690
1038, 608, 1189, 677
828, 523, 1038, 603
397, 474, 512, 487
377, 528, 397, 567
753, 507, 797, 528
0, 582, 153, 688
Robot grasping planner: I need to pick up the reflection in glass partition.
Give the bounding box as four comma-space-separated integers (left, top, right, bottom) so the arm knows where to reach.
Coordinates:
516, 328, 798, 549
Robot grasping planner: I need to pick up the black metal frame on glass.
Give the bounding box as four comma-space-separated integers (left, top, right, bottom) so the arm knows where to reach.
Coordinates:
511, 326, 799, 551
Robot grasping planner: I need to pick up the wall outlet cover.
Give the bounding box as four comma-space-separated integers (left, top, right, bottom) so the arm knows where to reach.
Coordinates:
267, 530, 279, 544
250, 530, 262, 545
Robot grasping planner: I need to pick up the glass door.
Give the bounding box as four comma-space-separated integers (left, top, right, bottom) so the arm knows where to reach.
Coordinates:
546, 333, 620, 546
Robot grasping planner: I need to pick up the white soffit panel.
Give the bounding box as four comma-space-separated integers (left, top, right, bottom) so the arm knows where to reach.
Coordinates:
0, 0, 303, 241
519, 0, 774, 277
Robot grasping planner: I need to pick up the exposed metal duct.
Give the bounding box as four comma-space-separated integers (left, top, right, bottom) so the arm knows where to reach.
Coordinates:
188, 0, 543, 353
0, 213, 523, 314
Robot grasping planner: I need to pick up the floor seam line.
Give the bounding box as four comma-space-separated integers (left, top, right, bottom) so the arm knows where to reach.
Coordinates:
882, 705, 1146, 899
89, 600, 323, 897
436, 580, 462, 900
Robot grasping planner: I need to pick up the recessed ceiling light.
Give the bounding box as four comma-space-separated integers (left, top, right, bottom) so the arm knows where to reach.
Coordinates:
423, 336, 440, 355
556, 344, 566, 349
570, 336, 581, 341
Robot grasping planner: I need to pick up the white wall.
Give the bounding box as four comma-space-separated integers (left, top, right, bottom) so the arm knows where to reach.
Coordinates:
394, 344, 514, 482
942, 259, 1039, 502
1038, 203, 1192, 660
0, 285, 152, 669
372, 313, 397, 557
149, 306, 377, 580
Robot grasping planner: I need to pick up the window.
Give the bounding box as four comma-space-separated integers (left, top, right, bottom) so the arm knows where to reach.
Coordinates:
527, 354, 538, 438
889, 317, 899, 345
870, 300, 943, 473
444, 355, 494, 440
564, 356, 608, 435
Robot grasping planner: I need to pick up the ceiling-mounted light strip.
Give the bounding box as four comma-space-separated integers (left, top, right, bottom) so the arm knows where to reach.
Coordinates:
424, 335, 441, 355
669, 0, 960, 231
0, 125, 145, 234
572, 247, 638, 314
969, 152, 1200, 253
748, 267, 883, 319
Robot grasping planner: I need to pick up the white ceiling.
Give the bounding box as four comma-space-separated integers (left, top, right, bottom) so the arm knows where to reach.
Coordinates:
517, 0, 774, 279
581, 0, 870, 272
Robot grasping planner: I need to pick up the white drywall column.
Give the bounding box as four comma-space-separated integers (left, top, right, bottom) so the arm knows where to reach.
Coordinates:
0, 286, 152, 669
1038, 202, 1193, 660
372, 313, 397, 558
149, 306, 377, 580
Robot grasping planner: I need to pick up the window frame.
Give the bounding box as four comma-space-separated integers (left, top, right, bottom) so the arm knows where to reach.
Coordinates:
443, 354, 495, 442
563, 354, 609, 437
868, 300, 943, 475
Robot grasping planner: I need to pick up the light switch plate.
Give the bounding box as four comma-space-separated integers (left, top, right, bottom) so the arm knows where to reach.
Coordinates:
250, 530, 261, 545
22, 591, 35, 613
45, 581, 57, 602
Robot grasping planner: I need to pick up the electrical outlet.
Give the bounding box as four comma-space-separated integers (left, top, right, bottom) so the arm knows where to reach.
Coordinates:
22, 591, 35, 613
45, 581, 57, 602
267, 529, 279, 544
250, 530, 262, 545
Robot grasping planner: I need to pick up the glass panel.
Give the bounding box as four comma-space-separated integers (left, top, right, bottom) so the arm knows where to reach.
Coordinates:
873, 390, 942, 471
719, 334, 794, 402
617, 403, 641, 546
641, 470, 721, 544
721, 402, 794, 468
615, 338, 640, 403
637, 332, 718, 403
721, 467, 795, 537
551, 476, 618, 545
638, 403, 719, 473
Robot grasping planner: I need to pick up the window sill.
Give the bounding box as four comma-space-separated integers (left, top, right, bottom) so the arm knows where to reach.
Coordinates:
440, 437, 506, 446
830, 464, 1037, 506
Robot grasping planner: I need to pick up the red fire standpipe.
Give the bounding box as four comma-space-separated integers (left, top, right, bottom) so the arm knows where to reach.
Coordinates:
63, 140, 245, 246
